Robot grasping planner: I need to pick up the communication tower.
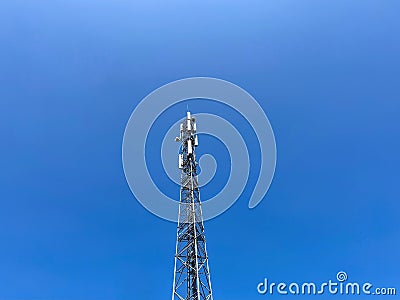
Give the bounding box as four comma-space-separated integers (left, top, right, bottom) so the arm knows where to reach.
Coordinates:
171, 112, 214, 300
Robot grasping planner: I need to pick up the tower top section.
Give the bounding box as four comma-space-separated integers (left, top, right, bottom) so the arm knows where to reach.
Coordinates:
176, 111, 199, 169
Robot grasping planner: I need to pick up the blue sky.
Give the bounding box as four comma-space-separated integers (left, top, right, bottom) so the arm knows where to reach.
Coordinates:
1, 0, 399, 299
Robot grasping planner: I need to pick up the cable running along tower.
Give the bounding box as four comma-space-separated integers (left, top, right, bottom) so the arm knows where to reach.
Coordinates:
172, 112, 214, 300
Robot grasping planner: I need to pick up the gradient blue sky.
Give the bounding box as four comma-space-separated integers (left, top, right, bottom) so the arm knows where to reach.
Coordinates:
1, 1, 399, 299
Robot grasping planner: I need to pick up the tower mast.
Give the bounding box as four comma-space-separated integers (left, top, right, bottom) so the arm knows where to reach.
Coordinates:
172, 112, 214, 300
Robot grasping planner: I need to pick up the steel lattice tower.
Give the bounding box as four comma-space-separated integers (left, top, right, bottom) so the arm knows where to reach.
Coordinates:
172, 112, 214, 300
